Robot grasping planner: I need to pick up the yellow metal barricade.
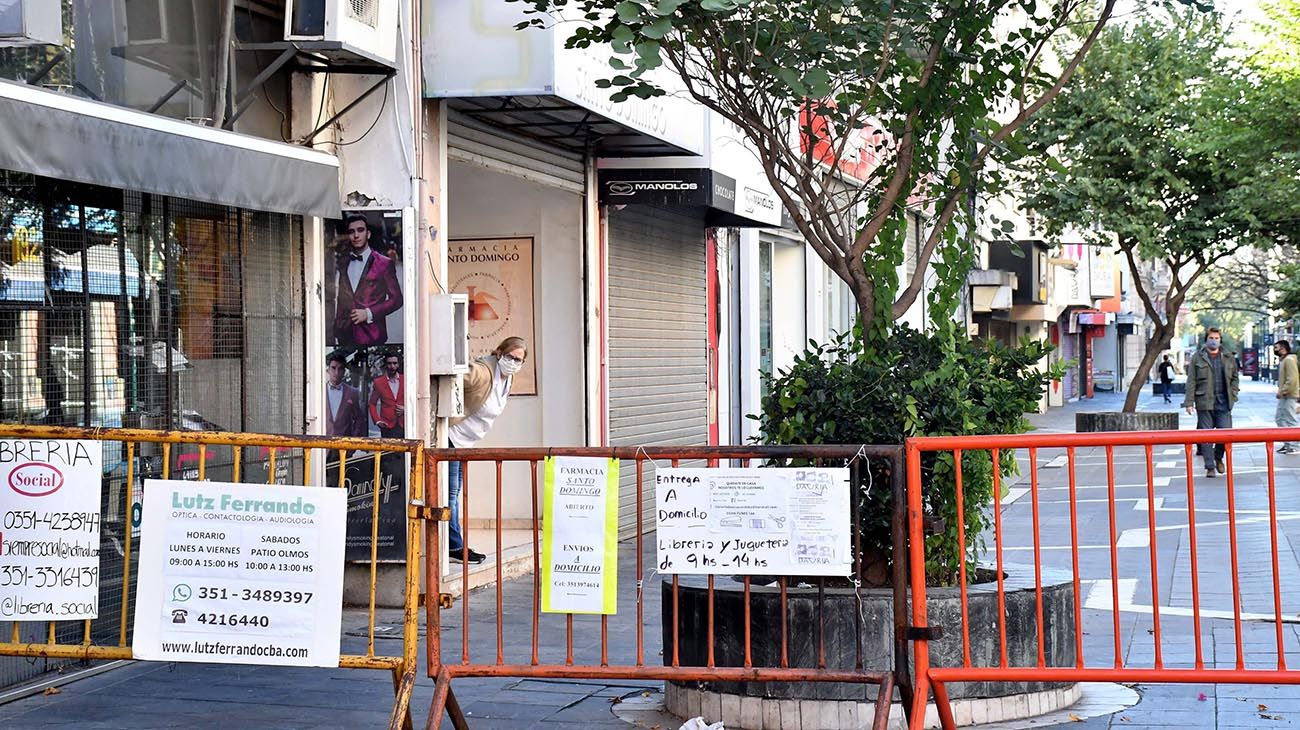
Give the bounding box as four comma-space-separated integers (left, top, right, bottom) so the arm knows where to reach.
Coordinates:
0, 425, 424, 730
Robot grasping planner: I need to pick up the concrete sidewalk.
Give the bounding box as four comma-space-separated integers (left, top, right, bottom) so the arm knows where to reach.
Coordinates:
1028, 376, 1284, 434
0, 538, 663, 729
0, 378, 1295, 728
1019, 378, 1300, 730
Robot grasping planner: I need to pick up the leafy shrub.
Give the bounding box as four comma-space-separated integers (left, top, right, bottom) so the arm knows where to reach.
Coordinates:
753, 325, 1058, 585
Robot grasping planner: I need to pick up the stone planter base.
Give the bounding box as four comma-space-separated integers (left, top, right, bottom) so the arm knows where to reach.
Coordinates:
663, 565, 1076, 701
1076, 411, 1179, 432
665, 682, 1081, 729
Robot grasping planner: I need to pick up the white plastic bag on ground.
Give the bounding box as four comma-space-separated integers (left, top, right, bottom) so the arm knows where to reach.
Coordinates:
678, 718, 725, 730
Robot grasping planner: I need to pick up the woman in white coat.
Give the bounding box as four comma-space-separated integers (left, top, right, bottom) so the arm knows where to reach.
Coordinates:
447, 336, 527, 563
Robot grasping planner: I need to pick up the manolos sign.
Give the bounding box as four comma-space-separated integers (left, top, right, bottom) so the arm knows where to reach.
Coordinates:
607, 180, 700, 195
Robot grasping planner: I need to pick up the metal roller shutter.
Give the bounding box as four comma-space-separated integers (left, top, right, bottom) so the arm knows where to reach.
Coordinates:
607, 205, 709, 537
447, 111, 585, 194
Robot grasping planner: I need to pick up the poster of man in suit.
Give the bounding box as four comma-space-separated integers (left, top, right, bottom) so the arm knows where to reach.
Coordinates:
325, 350, 367, 437
368, 350, 404, 438
328, 211, 404, 347
323, 209, 409, 561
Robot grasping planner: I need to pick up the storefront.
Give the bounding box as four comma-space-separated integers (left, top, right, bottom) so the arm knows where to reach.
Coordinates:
597, 152, 780, 535
0, 80, 338, 684
423, 0, 709, 550
443, 112, 589, 536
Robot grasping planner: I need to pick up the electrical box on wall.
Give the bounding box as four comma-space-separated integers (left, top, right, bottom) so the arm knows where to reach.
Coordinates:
435, 374, 465, 418
429, 293, 470, 375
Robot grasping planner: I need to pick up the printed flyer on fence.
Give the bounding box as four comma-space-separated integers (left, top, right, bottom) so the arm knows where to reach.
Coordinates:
132, 480, 346, 668
0, 439, 103, 621
655, 467, 851, 577
540, 456, 618, 615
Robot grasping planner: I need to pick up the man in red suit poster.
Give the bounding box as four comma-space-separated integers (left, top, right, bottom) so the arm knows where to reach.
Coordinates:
332, 214, 403, 346
368, 352, 405, 438
325, 352, 367, 437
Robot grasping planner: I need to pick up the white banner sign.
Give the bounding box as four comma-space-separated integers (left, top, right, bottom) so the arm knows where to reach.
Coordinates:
133, 480, 346, 667
656, 468, 852, 577
0, 440, 103, 620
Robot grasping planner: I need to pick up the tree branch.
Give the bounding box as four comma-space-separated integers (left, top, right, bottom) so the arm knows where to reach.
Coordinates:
1120, 240, 1164, 326
890, 0, 1117, 318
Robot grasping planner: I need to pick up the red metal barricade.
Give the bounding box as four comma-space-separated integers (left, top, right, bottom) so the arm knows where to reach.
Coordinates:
905, 426, 1300, 730
422, 445, 908, 730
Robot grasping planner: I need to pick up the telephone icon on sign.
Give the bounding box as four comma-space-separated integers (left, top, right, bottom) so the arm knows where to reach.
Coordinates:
171, 610, 188, 624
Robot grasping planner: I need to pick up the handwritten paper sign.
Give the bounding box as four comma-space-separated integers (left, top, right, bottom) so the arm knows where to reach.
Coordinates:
0, 440, 103, 621
133, 480, 346, 667
541, 456, 618, 614
655, 468, 851, 577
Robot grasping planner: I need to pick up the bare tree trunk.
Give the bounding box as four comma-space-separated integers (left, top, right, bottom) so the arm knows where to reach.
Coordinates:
1123, 324, 1174, 412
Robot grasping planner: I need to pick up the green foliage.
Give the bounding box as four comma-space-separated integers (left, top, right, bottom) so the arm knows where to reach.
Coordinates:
1021, 11, 1250, 263
1018, 8, 1294, 410
753, 326, 1061, 585
1278, 263, 1300, 319
509, 0, 1126, 331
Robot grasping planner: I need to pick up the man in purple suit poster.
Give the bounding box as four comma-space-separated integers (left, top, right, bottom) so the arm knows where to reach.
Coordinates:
332, 214, 403, 346
325, 352, 367, 437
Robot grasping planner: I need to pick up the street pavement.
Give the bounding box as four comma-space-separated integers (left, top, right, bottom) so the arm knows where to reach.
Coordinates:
1012, 379, 1300, 729
0, 379, 1297, 728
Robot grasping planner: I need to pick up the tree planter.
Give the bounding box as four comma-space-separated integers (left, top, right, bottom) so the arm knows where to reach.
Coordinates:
1076, 411, 1179, 432
662, 565, 1077, 729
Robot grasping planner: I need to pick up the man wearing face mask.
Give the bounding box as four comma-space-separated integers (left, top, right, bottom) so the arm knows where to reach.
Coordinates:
1184, 327, 1240, 478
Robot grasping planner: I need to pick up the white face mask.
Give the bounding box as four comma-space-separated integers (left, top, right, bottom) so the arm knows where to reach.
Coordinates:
498, 357, 523, 375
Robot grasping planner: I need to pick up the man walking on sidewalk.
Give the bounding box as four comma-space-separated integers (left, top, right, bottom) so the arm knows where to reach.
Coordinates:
1275, 339, 1299, 454
1184, 327, 1240, 478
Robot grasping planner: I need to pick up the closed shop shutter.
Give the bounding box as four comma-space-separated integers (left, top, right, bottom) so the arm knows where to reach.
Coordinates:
447, 112, 585, 194
607, 205, 709, 538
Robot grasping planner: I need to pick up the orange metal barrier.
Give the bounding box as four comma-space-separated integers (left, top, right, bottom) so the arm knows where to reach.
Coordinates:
423, 445, 907, 730
0, 424, 424, 730
906, 426, 1300, 730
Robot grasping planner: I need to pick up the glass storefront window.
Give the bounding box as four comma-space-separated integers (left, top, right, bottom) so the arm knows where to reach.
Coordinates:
0, 169, 305, 650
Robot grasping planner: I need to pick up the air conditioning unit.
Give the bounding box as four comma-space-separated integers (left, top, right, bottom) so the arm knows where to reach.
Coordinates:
284, 0, 397, 68
0, 0, 61, 47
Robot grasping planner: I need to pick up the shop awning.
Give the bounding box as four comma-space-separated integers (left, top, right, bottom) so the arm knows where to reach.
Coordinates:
0, 80, 340, 219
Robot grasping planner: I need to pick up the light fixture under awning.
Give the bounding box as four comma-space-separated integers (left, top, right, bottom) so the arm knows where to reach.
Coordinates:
0, 80, 341, 219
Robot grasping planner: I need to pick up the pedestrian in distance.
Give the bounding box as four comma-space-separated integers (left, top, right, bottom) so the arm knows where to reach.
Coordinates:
1275, 339, 1299, 454
446, 336, 528, 565
1183, 327, 1240, 478
1157, 354, 1179, 404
